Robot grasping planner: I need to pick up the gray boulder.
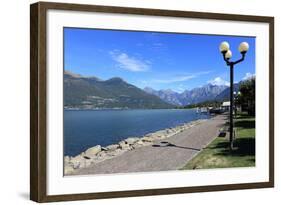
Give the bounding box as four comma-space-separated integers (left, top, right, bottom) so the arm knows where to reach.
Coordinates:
119, 141, 132, 150
70, 155, 84, 169
124, 137, 139, 145
64, 164, 74, 175
64, 156, 70, 163
106, 144, 120, 151
84, 145, 101, 158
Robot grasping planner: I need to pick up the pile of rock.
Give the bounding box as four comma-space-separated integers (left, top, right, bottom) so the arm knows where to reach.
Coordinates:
64, 119, 206, 175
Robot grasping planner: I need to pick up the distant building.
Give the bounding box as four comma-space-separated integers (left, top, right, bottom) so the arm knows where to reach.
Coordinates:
222, 101, 230, 111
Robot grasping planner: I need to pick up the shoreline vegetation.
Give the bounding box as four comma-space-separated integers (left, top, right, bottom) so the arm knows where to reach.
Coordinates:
64, 118, 208, 175
64, 107, 181, 111
63, 100, 224, 111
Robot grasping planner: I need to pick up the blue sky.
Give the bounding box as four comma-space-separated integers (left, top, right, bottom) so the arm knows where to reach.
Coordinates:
64, 28, 255, 92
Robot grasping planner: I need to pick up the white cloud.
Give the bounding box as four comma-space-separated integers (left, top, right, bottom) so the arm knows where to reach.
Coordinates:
110, 51, 150, 72
154, 75, 196, 83
243, 72, 255, 80
154, 71, 212, 84
208, 77, 230, 86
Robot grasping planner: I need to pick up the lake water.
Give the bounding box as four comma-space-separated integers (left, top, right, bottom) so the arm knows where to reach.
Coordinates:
64, 109, 210, 156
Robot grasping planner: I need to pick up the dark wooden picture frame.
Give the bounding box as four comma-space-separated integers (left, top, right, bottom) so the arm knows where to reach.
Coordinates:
30, 1, 274, 202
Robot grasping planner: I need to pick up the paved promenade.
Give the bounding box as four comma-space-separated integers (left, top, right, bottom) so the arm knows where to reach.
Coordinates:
72, 114, 227, 175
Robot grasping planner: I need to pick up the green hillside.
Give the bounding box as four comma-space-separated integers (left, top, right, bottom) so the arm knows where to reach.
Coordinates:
64, 71, 173, 109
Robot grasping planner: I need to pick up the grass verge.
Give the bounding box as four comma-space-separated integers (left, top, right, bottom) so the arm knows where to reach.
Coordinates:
180, 115, 255, 170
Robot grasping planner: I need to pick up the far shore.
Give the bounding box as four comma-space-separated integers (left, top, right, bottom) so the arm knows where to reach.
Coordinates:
64, 117, 209, 175
63, 107, 197, 111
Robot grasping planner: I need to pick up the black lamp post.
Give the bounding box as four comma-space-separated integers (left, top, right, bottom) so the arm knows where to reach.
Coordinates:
233, 91, 241, 118
219, 41, 249, 151
233, 91, 237, 118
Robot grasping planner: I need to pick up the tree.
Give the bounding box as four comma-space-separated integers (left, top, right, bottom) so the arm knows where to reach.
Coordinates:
237, 77, 255, 115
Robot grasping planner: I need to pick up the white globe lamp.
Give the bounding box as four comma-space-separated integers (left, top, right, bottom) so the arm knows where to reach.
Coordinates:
239, 42, 249, 54
225, 50, 232, 59
219, 41, 230, 53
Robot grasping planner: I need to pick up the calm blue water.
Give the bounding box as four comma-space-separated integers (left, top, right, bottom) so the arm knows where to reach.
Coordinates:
64, 109, 210, 156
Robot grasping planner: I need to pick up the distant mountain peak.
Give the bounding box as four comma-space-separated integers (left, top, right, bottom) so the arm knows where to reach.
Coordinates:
161, 88, 174, 92
204, 83, 228, 89
207, 77, 230, 87
86, 76, 101, 81
64, 73, 173, 109
64, 70, 101, 81
106, 77, 125, 83
144, 84, 228, 106
143, 87, 156, 92
64, 70, 83, 78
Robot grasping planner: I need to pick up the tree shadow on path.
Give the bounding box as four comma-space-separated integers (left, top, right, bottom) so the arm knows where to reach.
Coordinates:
152, 141, 201, 151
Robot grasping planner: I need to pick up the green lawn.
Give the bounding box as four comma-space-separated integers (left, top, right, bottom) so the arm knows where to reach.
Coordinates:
181, 115, 255, 170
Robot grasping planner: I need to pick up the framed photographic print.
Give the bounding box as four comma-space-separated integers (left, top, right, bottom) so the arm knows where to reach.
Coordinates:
30, 1, 274, 202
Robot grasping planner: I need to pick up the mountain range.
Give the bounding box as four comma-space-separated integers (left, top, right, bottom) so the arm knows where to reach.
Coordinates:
64, 71, 173, 109
143, 84, 232, 106
64, 70, 243, 109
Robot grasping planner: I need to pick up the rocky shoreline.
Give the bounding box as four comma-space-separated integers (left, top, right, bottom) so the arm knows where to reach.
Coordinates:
64, 119, 208, 175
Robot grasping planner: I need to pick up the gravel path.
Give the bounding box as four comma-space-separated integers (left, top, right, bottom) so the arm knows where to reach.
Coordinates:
72, 114, 227, 175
